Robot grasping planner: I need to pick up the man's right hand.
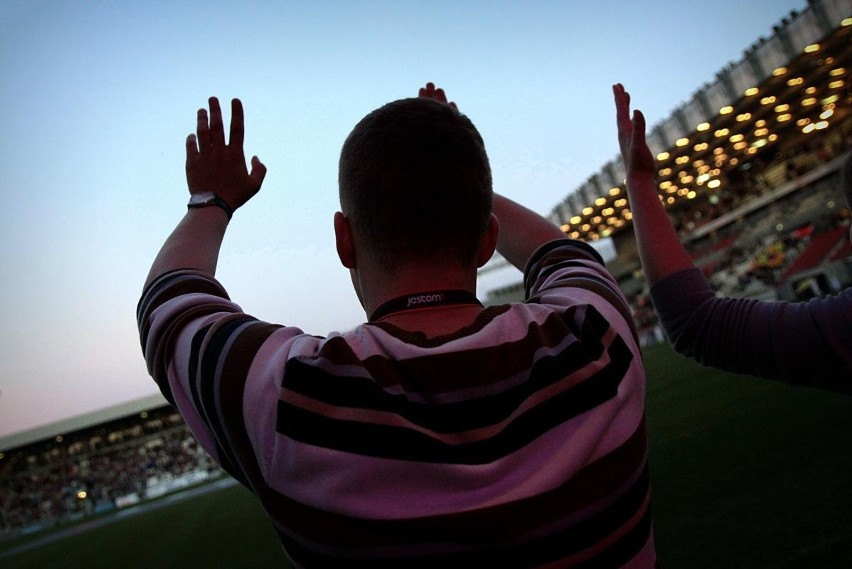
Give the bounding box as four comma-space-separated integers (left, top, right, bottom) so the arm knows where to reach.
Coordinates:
186, 97, 267, 212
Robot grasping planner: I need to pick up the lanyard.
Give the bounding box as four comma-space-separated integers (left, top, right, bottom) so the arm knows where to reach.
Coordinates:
369, 290, 482, 322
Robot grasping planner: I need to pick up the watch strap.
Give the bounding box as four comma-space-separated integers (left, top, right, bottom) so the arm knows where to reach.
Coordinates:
187, 194, 233, 219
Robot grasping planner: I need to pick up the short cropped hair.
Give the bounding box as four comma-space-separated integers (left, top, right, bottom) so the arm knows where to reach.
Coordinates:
339, 97, 493, 268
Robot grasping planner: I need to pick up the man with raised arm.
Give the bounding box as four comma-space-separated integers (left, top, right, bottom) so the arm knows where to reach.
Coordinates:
614, 83, 852, 392
138, 84, 657, 567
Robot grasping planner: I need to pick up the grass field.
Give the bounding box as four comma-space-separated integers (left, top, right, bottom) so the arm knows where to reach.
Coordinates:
2, 342, 852, 568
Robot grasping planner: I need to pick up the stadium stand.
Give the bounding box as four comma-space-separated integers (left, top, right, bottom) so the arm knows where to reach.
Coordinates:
484, 0, 852, 343
780, 224, 849, 281
0, 405, 224, 542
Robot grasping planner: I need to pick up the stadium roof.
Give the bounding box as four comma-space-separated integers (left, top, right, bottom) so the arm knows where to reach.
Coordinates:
0, 392, 169, 451
549, 0, 851, 242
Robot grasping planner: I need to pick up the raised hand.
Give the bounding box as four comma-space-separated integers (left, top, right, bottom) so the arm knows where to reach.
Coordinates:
613, 84, 655, 180
418, 82, 458, 110
186, 97, 267, 211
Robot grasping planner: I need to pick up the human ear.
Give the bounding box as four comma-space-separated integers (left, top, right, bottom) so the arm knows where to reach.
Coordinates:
334, 212, 357, 269
475, 214, 500, 268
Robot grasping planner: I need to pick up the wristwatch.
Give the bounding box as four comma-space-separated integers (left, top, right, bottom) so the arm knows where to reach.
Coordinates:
187, 192, 233, 219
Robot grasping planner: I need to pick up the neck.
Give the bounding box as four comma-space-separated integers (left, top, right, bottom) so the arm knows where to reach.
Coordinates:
354, 259, 479, 321
370, 289, 481, 321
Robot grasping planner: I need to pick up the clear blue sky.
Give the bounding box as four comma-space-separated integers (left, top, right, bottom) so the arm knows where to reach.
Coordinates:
0, 0, 805, 438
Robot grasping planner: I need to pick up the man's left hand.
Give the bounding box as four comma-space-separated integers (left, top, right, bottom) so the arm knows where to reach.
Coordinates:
418, 82, 457, 110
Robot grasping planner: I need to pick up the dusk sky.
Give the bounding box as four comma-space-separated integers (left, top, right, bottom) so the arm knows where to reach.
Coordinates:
0, 0, 805, 440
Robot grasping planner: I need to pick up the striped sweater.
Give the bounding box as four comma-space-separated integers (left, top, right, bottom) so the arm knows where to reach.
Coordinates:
138, 240, 657, 567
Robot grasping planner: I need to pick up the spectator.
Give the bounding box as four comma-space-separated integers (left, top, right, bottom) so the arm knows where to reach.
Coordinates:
138, 84, 658, 567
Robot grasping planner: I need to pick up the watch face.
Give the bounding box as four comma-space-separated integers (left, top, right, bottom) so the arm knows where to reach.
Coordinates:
189, 192, 216, 205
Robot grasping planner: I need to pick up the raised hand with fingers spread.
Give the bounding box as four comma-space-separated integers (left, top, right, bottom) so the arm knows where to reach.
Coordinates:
186, 97, 267, 213
143, 96, 267, 289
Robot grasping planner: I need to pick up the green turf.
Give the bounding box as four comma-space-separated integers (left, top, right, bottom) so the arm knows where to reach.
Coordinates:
0, 484, 289, 568
3, 343, 852, 567
643, 342, 852, 568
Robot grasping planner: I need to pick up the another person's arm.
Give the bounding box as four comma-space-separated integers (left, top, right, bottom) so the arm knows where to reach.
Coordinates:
614, 84, 852, 389
143, 97, 266, 289
613, 83, 693, 284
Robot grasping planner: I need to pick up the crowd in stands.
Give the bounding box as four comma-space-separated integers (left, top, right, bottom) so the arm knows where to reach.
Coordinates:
672, 136, 850, 235
703, 190, 848, 296
0, 407, 223, 542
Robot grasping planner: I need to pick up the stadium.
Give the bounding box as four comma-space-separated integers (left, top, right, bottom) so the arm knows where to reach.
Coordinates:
483, 0, 852, 320
3, 1, 852, 567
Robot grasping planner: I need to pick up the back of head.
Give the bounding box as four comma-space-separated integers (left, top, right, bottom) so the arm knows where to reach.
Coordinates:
339, 97, 493, 269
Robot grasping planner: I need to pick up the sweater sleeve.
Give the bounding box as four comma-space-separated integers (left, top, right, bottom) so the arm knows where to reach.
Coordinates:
137, 269, 305, 489
650, 267, 852, 393
524, 239, 640, 349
